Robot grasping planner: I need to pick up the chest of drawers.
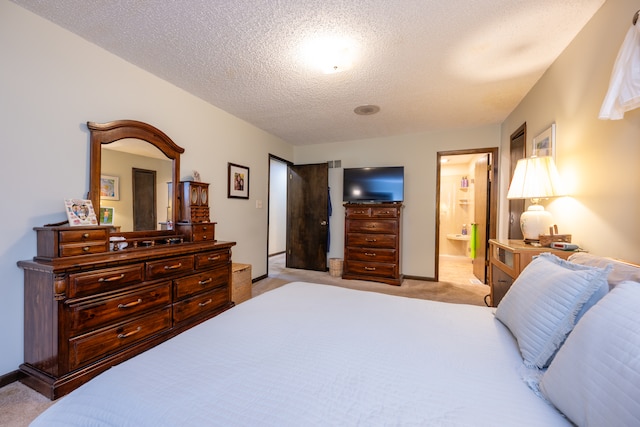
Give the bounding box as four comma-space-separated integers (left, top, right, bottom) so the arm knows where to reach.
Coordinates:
342, 203, 403, 285
18, 234, 235, 400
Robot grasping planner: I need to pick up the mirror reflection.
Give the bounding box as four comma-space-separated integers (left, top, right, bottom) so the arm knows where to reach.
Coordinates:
100, 138, 173, 232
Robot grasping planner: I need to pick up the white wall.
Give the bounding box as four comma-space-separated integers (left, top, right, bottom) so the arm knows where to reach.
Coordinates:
0, 2, 293, 376
268, 159, 287, 255
294, 126, 500, 278
499, 0, 640, 262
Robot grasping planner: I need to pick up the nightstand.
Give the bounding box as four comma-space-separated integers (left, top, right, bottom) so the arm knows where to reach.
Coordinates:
488, 239, 574, 307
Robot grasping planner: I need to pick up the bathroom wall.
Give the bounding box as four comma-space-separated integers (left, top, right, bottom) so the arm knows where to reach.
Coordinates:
439, 161, 475, 257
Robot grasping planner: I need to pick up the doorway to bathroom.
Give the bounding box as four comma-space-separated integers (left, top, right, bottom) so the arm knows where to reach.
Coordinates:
435, 148, 498, 287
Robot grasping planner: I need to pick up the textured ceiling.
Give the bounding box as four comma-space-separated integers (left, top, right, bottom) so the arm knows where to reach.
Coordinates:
11, 0, 605, 145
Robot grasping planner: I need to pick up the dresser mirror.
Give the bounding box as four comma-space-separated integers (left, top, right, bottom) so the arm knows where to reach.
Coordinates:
88, 120, 184, 236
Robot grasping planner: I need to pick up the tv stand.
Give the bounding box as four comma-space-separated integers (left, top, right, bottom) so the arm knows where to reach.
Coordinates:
342, 202, 403, 285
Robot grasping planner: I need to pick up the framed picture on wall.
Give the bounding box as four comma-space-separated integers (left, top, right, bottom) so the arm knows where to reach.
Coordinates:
100, 175, 119, 200
227, 163, 249, 199
532, 123, 556, 158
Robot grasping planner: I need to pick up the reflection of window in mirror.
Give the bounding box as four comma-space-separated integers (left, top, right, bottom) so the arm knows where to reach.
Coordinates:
101, 139, 172, 232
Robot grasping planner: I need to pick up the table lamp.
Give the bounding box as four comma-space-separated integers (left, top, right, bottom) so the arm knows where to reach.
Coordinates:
507, 156, 565, 242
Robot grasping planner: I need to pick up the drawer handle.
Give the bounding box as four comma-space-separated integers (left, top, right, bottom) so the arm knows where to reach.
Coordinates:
203, 226, 208, 230
117, 326, 141, 339
364, 267, 376, 271
82, 246, 90, 252
118, 298, 142, 309
164, 263, 183, 270
354, 210, 365, 214
202, 235, 208, 240
207, 255, 221, 261
365, 238, 377, 242
365, 225, 376, 228
364, 252, 376, 257
199, 278, 213, 286
199, 298, 213, 307
98, 274, 125, 283
82, 233, 90, 239
497, 279, 509, 283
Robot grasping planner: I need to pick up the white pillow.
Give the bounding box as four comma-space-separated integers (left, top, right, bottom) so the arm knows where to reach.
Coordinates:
568, 252, 640, 287
540, 281, 640, 426
495, 253, 611, 369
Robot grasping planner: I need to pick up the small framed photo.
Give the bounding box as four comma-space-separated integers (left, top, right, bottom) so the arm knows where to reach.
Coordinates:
99, 207, 114, 225
533, 123, 556, 158
228, 163, 249, 199
65, 199, 98, 226
100, 175, 120, 200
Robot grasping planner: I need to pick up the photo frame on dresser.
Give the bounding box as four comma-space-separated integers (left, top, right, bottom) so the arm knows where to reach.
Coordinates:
64, 198, 98, 226
99, 206, 114, 225
228, 162, 249, 199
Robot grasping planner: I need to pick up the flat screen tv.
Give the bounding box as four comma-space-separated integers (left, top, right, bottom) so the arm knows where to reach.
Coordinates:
343, 166, 404, 203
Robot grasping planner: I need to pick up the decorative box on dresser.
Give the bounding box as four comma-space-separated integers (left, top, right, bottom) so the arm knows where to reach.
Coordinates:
488, 239, 574, 307
174, 180, 217, 242
18, 225, 235, 400
342, 203, 403, 286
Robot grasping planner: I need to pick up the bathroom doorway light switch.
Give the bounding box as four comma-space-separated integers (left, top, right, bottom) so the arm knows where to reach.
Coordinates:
256, 200, 263, 209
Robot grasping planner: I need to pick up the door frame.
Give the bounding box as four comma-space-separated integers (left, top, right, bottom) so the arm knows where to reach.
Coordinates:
434, 147, 498, 282
266, 154, 292, 279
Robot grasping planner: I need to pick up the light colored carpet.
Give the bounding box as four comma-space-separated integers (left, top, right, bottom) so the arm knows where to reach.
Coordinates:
1, 254, 489, 425
254, 253, 489, 306
0, 382, 54, 427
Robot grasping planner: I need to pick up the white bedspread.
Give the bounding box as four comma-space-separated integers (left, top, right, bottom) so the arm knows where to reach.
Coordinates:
31, 282, 570, 426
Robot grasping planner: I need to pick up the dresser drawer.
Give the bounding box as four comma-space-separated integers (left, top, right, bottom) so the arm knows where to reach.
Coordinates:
66, 283, 171, 334
344, 260, 398, 278
59, 242, 109, 257
174, 269, 228, 300
192, 223, 215, 242
345, 247, 396, 263
59, 228, 108, 243
68, 308, 171, 371
346, 220, 397, 234
195, 250, 230, 269
345, 207, 372, 218
146, 255, 195, 280
371, 207, 398, 218
173, 287, 229, 324
346, 233, 397, 249
68, 264, 144, 298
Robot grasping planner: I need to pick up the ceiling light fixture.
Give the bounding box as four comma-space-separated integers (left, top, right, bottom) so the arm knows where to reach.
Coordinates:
354, 105, 380, 115
301, 36, 357, 74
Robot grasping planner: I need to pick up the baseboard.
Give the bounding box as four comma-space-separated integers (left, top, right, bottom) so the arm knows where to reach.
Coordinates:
403, 274, 436, 282
0, 370, 23, 388
252, 274, 267, 283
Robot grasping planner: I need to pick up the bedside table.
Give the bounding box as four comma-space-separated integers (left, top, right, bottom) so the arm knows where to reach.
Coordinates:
488, 239, 574, 307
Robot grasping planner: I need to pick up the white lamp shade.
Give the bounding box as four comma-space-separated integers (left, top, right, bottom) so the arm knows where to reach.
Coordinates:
507, 156, 564, 200
507, 156, 565, 241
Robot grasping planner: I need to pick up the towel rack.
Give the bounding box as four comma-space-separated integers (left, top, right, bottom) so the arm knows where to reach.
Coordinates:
634, 10, 639, 25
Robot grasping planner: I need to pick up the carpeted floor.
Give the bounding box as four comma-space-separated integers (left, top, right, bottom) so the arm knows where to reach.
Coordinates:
1, 254, 489, 426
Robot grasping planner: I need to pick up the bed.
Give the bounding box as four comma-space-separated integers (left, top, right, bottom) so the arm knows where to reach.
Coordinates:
30, 253, 640, 426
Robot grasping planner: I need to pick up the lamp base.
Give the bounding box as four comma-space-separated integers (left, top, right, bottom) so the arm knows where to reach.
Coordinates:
520, 205, 554, 241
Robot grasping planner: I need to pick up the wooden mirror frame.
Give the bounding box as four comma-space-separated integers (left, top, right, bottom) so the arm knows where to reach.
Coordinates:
87, 120, 184, 236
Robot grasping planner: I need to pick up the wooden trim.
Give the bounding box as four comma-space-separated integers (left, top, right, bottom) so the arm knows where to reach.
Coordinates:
252, 273, 268, 283
403, 274, 436, 282
0, 370, 23, 388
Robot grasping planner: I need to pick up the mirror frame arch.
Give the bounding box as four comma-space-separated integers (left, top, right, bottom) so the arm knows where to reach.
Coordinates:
87, 120, 184, 235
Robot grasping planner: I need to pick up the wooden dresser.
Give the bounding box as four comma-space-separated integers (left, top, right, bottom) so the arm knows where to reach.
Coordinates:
342, 203, 403, 285
18, 225, 235, 399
